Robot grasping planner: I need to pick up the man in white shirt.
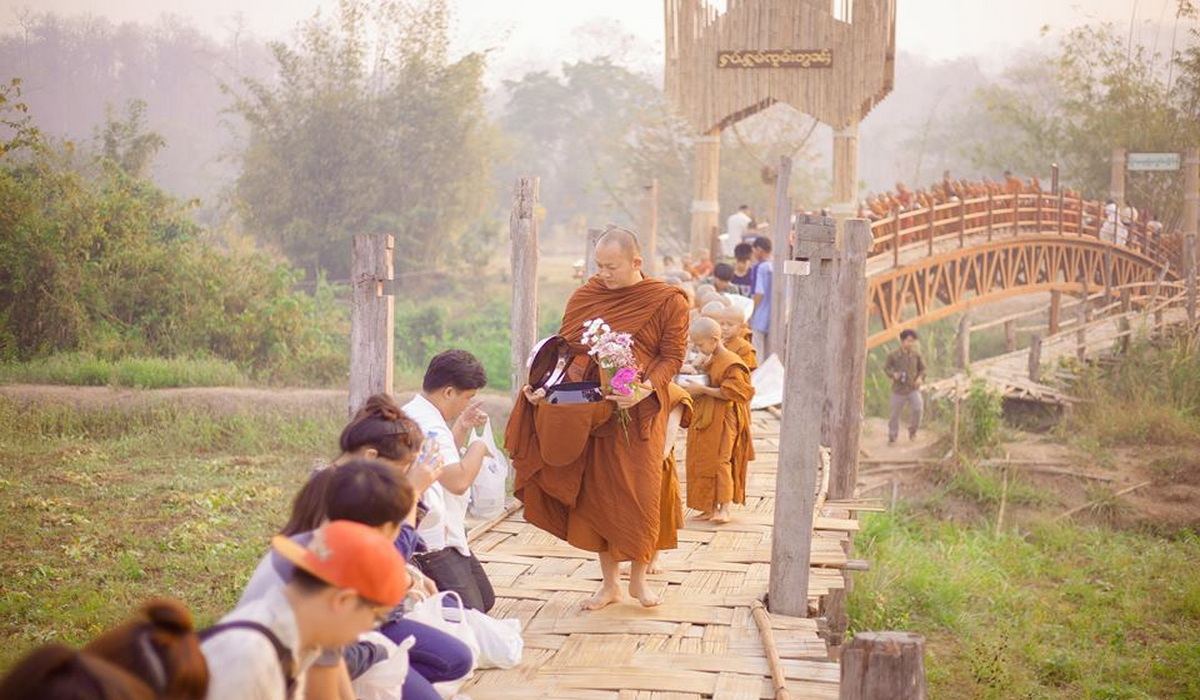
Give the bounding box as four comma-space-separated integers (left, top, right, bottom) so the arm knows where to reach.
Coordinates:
722, 205, 753, 258
403, 349, 496, 611
201, 520, 410, 700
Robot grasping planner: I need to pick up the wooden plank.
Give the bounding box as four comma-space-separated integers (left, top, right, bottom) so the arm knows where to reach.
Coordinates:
714, 672, 762, 700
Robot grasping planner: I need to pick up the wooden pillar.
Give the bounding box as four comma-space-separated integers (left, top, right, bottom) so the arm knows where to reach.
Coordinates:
1004, 319, 1017, 353
643, 179, 660, 277
832, 121, 859, 217
1049, 290, 1062, 335
839, 632, 927, 700
690, 131, 721, 260
769, 155, 793, 361
1028, 334, 1042, 382
1076, 298, 1087, 362
510, 178, 540, 397
1185, 148, 1199, 324
769, 220, 838, 617
1110, 148, 1127, 207
348, 234, 395, 417
986, 192, 994, 242
820, 219, 872, 646
584, 228, 602, 278
955, 312, 971, 370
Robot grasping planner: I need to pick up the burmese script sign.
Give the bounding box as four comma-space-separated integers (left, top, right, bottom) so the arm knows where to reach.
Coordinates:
1127, 152, 1181, 171
717, 48, 833, 69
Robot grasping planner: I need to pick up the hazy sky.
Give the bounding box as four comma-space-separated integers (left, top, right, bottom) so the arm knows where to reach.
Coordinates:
0, 0, 1167, 72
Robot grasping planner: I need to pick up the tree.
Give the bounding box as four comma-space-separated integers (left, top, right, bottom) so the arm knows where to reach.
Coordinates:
228, 0, 496, 278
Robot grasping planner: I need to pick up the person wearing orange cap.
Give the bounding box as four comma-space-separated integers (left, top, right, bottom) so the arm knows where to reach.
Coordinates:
201, 520, 410, 700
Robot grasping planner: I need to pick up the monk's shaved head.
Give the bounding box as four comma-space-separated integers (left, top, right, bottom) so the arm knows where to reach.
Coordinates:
596, 226, 642, 258
700, 301, 726, 319
713, 304, 744, 323
690, 316, 721, 341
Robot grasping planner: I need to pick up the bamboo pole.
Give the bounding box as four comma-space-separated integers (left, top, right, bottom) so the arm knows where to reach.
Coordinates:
510, 178, 540, 398
751, 601, 793, 700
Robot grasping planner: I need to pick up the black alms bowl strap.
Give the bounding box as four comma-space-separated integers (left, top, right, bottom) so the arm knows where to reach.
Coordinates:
200, 621, 298, 698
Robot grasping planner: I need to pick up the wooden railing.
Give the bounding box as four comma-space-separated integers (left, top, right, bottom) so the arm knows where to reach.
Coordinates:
866, 192, 1182, 273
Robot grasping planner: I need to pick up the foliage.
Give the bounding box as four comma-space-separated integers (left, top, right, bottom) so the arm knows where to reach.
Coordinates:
955, 379, 1004, 458
964, 20, 1200, 227
1062, 334, 1200, 447
228, 0, 498, 278
850, 509, 1200, 699
0, 83, 347, 383
0, 354, 250, 389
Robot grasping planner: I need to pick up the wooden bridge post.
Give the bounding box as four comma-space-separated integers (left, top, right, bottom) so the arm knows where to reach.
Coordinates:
821, 219, 872, 646
769, 214, 838, 618
643, 179, 659, 277
1076, 299, 1087, 362
955, 313, 971, 369
770, 156, 793, 362
1185, 148, 1199, 325
958, 198, 966, 248
1110, 148, 1126, 208
585, 228, 602, 278
1028, 334, 1042, 382
1057, 191, 1065, 236
1049, 290, 1062, 335
839, 632, 927, 700
926, 206, 935, 257
690, 131, 722, 261
986, 192, 994, 242
348, 234, 395, 417
1004, 319, 1017, 353
510, 178, 540, 398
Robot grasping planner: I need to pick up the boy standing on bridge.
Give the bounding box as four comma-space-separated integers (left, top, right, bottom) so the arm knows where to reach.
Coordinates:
884, 329, 926, 445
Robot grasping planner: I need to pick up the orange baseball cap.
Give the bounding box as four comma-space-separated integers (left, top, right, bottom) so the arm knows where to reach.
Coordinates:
271, 520, 411, 607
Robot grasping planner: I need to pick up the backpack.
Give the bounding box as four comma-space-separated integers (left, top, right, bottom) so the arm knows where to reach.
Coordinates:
199, 621, 297, 699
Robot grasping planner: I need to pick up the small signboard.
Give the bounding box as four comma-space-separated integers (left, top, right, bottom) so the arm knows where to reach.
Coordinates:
1127, 152, 1181, 171
717, 49, 833, 69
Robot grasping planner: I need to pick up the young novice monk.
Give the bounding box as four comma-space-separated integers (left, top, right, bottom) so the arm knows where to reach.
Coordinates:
683, 317, 756, 524
650, 381, 694, 573
709, 304, 757, 371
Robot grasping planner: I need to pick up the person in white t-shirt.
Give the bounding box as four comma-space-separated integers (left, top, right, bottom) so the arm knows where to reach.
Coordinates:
403, 349, 496, 612
722, 205, 753, 258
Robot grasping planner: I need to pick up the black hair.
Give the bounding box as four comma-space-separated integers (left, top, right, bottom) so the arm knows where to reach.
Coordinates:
752, 236, 772, 253
733, 243, 753, 261
289, 567, 333, 595
280, 468, 337, 536
713, 262, 734, 281
900, 329, 919, 341
422, 349, 487, 393
325, 459, 414, 529
738, 204, 749, 210
339, 394, 422, 462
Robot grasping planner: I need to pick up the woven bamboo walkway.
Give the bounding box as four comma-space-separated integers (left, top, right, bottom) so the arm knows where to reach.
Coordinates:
460, 410, 855, 699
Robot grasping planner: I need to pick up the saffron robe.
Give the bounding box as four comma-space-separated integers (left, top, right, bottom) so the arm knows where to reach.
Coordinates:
657, 383, 693, 550
684, 346, 755, 510
726, 333, 758, 371
506, 275, 689, 562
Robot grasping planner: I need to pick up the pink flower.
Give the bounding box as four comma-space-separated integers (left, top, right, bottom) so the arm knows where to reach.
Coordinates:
610, 366, 638, 396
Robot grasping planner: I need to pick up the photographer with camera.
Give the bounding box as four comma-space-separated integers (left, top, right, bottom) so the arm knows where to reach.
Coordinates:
884, 329, 926, 445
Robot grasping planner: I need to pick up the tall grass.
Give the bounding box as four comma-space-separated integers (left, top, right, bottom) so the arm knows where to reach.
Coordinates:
850, 509, 1200, 699
0, 353, 251, 388
1062, 335, 1200, 447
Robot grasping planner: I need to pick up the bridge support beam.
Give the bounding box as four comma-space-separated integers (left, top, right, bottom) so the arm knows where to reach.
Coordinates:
1185, 148, 1199, 325
1049, 290, 1062, 335
1110, 148, 1126, 209
690, 131, 722, 261
832, 121, 860, 218
955, 313, 971, 370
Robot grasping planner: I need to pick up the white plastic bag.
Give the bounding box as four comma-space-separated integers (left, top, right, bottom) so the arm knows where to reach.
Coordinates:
462, 608, 524, 669
468, 417, 509, 519
351, 632, 414, 700
406, 591, 481, 670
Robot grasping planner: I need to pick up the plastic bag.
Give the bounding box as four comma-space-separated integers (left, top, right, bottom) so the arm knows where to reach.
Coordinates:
406, 591, 480, 669
462, 609, 523, 669
351, 632, 414, 700
468, 417, 509, 519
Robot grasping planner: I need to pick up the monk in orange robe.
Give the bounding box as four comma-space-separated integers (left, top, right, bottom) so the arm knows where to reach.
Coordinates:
705, 303, 757, 371
683, 317, 755, 524
649, 382, 693, 573
508, 227, 689, 609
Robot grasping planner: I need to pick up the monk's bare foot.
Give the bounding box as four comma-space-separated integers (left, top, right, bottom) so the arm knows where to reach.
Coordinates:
581, 584, 622, 611
710, 504, 732, 524
628, 579, 661, 607
647, 552, 663, 575
691, 510, 714, 521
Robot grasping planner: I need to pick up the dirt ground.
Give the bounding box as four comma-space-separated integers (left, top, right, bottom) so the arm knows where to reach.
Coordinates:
858, 414, 1200, 531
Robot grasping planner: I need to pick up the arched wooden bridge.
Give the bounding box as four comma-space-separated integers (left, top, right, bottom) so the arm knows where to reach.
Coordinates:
861, 191, 1184, 349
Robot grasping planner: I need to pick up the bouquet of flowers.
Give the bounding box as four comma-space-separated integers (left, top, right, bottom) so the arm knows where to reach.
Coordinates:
581, 318, 644, 442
